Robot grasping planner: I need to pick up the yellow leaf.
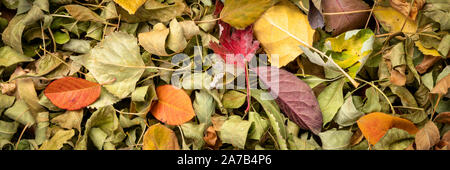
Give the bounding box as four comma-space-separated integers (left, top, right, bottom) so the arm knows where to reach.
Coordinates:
114, 0, 147, 15
254, 0, 315, 68
143, 123, 180, 150
373, 6, 417, 33
220, 0, 277, 30
415, 41, 441, 57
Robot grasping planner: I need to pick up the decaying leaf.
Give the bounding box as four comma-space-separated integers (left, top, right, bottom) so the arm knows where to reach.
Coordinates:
390, 0, 425, 20
373, 6, 418, 33
357, 112, 418, 145
113, 0, 147, 15
415, 121, 440, 150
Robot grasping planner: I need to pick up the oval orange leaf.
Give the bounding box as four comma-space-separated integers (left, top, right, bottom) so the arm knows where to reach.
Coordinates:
357, 112, 418, 145
44, 77, 101, 110
151, 85, 195, 125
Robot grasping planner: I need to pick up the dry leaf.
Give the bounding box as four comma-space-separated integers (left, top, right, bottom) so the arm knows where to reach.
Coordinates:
390, 0, 425, 20
434, 112, 450, 124
415, 121, 440, 150
322, 0, 370, 36
143, 123, 180, 150
150, 85, 196, 125
254, 0, 315, 67
357, 112, 418, 145
373, 6, 418, 33
44, 77, 101, 110
139, 23, 170, 56
113, 0, 147, 15
431, 74, 450, 95
220, 0, 276, 29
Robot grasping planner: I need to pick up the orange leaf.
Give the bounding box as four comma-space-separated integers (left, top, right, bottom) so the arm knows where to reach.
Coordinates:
44, 77, 101, 110
151, 85, 195, 125
431, 74, 450, 95
357, 112, 418, 145
143, 123, 180, 150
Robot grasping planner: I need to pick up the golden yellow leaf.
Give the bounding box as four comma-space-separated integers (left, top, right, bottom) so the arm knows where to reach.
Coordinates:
253, 0, 315, 68
220, 0, 277, 30
114, 0, 147, 15
143, 123, 180, 150
373, 6, 417, 33
415, 41, 441, 57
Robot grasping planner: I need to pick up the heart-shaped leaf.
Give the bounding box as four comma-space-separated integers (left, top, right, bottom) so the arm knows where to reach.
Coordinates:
151, 85, 196, 125
44, 77, 101, 111
253, 66, 322, 134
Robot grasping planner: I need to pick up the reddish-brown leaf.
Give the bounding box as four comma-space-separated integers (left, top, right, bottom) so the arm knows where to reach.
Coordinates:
253, 66, 323, 134
415, 121, 440, 150
431, 74, 450, 95
44, 77, 101, 111
150, 85, 195, 125
357, 112, 418, 145
434, 112, 450, 124
322, 0, 370, 36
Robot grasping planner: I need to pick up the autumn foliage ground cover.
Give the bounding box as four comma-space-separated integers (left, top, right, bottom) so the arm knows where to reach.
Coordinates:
0, 0, 449, 150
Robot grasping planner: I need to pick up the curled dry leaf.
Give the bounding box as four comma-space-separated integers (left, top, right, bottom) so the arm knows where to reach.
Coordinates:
143, 123, 180, 150
44, 77, 101, 111
253, 66, 322, 134
390, 0, 425, 20
415, 55, 442, 74
434, 112, 450, 124
150, 85, 195, 125
430, 74, 450, 95
203, 126, 221, 149
357, 112, 418, 145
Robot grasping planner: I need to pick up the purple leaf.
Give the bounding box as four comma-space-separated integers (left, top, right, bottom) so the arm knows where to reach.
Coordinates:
252, 66, 323, 134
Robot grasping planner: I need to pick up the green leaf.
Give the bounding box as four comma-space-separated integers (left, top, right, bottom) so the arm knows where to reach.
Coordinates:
64, 5, 105, 23
4, 99, 36, 125
0, 46, 34, 67
219, 115, 252, 149
0, 94, 15, 115
193, 90, 215, 125
334, 94, 364, 127
2, 5, 44, 53
286, 120, 320, 150
62, 39, 92, 54
438, 34, 450, 57
249, 89, 288, 150
318, 78, 345, 126
222, 90, 247, 109
318, 128, 353, 150
362, 87, 382, 113
35, 111, 49, 145
373, 128, 415, 150
72, 32, 145, 99
390, 85, 427, 123
75, 106, 119, 150
131, 85, 150, 102
51, 110, 83, 132
180, 122, 208, 150
40, 129, 75, 150
422, 0, 450, 30
0, 120, 19, 140
300, 75, 327, 89
248, 112, 269, 141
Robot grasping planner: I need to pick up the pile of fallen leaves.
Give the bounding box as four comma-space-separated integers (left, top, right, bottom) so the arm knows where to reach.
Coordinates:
0, 0, 449, 150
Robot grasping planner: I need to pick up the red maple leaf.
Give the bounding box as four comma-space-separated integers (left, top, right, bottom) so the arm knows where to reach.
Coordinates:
209, 22, 260, 68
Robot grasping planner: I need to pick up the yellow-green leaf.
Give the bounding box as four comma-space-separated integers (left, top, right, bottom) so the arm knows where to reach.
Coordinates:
143, 123, 180, 150
415, 41, 441, 57
220, 0, 277, 29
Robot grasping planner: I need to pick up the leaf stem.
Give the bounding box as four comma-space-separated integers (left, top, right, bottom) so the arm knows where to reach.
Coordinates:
263, 18, 359, 87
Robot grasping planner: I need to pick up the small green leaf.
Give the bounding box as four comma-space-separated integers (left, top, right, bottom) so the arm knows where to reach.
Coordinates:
248, 112, 269, 141
373, 128, 415, 150
222, 90, 246, 109
219, 115, 252, 149
318, 128, 353, 150
193, 90, 215, 125
318, 78, 345, 126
